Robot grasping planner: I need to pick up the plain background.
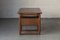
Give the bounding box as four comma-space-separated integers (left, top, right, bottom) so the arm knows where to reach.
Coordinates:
0, 0, 60, 18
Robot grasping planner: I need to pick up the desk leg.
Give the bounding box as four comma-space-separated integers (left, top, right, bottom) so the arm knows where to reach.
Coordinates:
37, 17, 40, 34
19, 16, 22, 35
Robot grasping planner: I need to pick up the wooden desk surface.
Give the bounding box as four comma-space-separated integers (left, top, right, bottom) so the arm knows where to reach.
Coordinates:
18, 8, 42, 14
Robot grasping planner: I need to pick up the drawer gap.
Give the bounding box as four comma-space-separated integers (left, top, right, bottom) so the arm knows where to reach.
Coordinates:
21, 16, 38, 18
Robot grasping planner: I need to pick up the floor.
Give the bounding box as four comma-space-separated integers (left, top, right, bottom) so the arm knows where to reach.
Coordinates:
0, 18, 60, 40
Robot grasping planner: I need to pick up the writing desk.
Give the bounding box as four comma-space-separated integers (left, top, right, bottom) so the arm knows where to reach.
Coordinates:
18, 8, 42, 35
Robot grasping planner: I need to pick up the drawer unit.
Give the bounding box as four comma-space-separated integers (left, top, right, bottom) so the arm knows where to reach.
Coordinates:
20, 13, 38, 17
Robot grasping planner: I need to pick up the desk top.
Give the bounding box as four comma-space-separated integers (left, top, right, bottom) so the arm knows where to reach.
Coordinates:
18, 8, 42, 14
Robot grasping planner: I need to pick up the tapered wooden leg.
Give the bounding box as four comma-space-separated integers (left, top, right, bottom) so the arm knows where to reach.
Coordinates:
20, 25, 22, 35
19, 16, 22, 35
37, 17, 40, 34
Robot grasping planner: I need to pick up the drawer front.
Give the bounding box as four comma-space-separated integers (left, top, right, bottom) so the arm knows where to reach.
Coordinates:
21, 18, 38, 25
20, 13, 38, 17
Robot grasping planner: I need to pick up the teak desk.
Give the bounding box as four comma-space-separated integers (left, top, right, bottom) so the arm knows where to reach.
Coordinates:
18, 8, 42, 35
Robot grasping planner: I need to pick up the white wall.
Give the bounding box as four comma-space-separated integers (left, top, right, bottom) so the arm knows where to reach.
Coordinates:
0, 0, 60, 18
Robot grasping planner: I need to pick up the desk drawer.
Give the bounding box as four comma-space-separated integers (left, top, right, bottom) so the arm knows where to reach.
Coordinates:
21, 18, 38, 25
21, 16, 38, 18
20, 13, 38, 17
